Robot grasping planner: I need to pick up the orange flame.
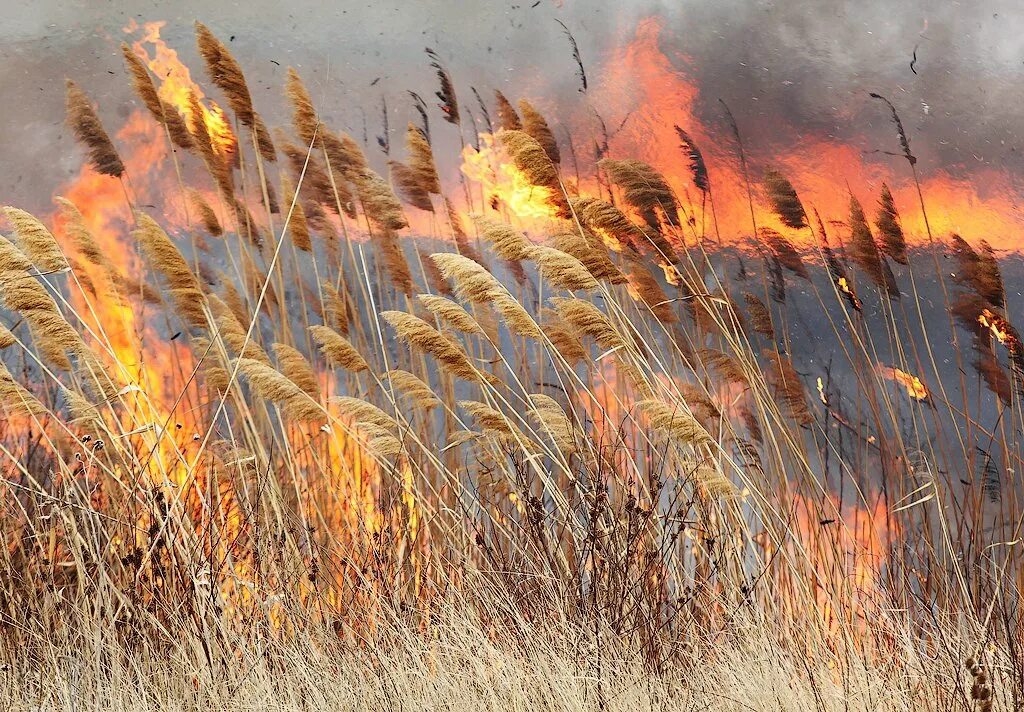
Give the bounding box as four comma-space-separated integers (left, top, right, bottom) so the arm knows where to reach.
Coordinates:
590, 17, 1024, 255
979, 308, 1015, 349
460, 133, 559, 219
877, 365, 929, 400
124, 20, 237, 160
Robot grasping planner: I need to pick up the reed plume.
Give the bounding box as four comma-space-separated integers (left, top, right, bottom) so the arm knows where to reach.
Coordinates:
430, 252, 540, 337
389, 161, 435, 212
0, 270, 83, 371
79, 343, 125, 401
120, 43, 194, 151
188, 91, 233, 198
848, 194, 898, 297
444, 197, 486, 266
550, 296, 634, 355
551, 232, 626, 285
273, 342, 320, 398
698, 347, 750, 388
815, 209, 863, 312
743, 293, 775, 339
497, 130, 570, 218
62, 386, 104, 435
0, 361, 45, 417
418, 248, 453, 296
426, 48, 459, 125
0, 235, 34, 274
195, 22, 255, 127
459, 400, 535, 450
321, 282, 350, 335
381, 310, 496, 385
208, 294, 270, 364
951, 234, 1004, 307
494, 90, 522, 130
417, 294, 483, 334
236, 357, 323, 422
65, 80, 125, 178
218, 277, 250, 327
406, 123, 441, 194
280, 176, 312, 251
377, 230, 415, 296
252, 114, 277, 162
599, 158, 679, 231
332, 396, 399, 431
0, 322, 14, 350
875, 184, 907, 264
973, 333, 1012, 406
133, 213, 209, 328
384, 369, 440, 411
758, 227, 809, 280
280, 139, 353, 217
471, 215, 531, 261
637, 399, 711, 447
763, 169, 807, 229
625, 257, 676, 323
869, 93, 916, 165
677, 383, 721, 423
53, 198, 110, 271
358, 171, 409, 231
527, 393, 576, 455
189, 190, 223, 237
691, 461, 735, 498
309, 325, 369, 373
569, 197, 645, 254
518, 99, 560, 165
674, 126, 709, 192
357, 422, 404, 459
764, 350, 813, 425
285, 68, 319, 147
539, 307, 587, 365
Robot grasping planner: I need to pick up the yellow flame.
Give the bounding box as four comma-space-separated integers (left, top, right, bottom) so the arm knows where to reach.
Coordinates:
979, 309, 1010, 346
659, 261, 682, 286
124, 19, 237, 160
460, 133, 558, 219
877, 365, 929, 400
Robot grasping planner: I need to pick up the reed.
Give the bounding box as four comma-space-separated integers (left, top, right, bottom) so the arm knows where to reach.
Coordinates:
2, 28, 1020, 712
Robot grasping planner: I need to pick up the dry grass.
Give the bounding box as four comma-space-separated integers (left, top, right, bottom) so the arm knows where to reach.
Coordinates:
0, 20, 1021, 712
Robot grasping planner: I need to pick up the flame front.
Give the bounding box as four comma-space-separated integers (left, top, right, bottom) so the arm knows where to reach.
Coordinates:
125, 20, 237, 160
461, 133, 560, 220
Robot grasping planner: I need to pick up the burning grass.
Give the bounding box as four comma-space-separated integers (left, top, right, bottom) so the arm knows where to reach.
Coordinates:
0, 18, 1022, 712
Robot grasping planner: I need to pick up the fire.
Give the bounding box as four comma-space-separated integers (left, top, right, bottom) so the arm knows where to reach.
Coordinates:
589, 17, 1024, 255
460, 133, 560, 220
835, 277, 863, 311
877, 365, 929, 400
783, 492, 896, 630
658, 261, 682, 286
979, 308, 1017, 350
124, 19, 237, 160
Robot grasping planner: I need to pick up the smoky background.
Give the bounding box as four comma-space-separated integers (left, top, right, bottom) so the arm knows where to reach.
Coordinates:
3, 0, 1024, 214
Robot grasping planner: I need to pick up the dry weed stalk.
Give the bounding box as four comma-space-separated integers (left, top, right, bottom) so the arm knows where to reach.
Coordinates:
65, 80, 125, 178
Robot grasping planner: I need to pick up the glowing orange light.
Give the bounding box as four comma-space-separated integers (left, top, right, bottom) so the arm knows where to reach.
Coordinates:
659, 261, 682, 286
877, 365, 929, 400
124, 19, 237, 160
460, 133, 558, 219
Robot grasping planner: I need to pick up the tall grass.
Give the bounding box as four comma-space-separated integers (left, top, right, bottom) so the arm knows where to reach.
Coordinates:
0, 22, 1020, 711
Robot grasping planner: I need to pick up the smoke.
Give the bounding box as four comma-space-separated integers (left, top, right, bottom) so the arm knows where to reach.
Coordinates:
2, 0, 1023, 212
650, 0, 1024, 175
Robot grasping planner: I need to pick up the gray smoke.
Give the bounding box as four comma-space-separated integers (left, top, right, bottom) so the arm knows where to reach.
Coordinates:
2, 0, 1022, 212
